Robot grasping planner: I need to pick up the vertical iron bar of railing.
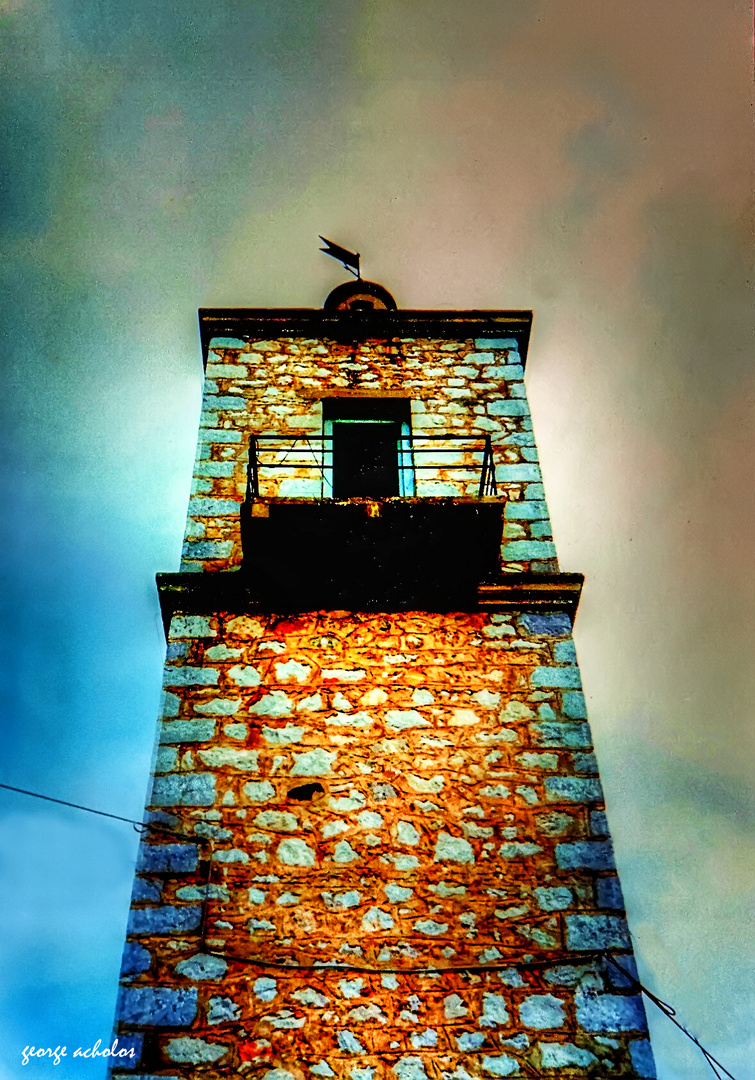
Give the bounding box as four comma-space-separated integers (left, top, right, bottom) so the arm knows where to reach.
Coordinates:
409, 430, 417, 497
486, 436, 497, 496
479, 436, 490, 498
320, 432, 325, 500
247, 436, 259, 501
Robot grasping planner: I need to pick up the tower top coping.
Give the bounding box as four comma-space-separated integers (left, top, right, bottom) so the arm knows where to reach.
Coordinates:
197, 307, 533, 368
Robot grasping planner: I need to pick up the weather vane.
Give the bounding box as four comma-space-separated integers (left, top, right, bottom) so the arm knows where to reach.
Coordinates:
319, 236, 361, 280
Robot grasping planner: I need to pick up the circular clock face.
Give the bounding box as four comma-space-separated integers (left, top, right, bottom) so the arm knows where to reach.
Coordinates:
323, 280, 398, 311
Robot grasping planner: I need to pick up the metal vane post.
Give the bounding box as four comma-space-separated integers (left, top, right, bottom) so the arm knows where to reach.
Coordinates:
319, 235, 361, 279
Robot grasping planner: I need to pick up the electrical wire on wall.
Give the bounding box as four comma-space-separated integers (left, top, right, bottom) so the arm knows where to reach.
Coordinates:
0, 781, 739, 1080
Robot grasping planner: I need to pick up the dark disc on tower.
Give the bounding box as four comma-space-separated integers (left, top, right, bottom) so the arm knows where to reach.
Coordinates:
323, 279, 397, 311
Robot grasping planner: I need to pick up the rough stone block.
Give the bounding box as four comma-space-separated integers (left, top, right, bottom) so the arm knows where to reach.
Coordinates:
181, 541, 233, 559
117, 986, 198, 1027
519, 612, 571, 636
127, 905, 202, 935
274, 839, 316, 869
488, 399, 530, 416
434, 832, 474, 863
500, 841, 542, 858
562, 691, 588, 718
629, 1039, 657, 1077
503, 540, 557, 560
198, 428, 242, 444
164, 1037, 229, 1064
530, 722, 591, 748
573, 752, 598, 774
546, 777, 603, 803
537, 1042, 597, 1067
250, 691, 294, 715
137, 843, 199, 873
162, 667, 218, 687
154, 747, 178, 773
590, 810, 609, 835
209, 337, 246, 349
530, 522, 552, 539
534, 886, 573, 911
604, 953, 639, 989
204, 395, 246, 410
207, 996, 241, 1024
519, 994, 566, 1029
160, 720, 216, 743
553, 639, 577, 663
108, 1032, 145, 1069
531, 666, 582, 689
150, 774, 216, 806
517, 752, 558, 770
161, 692, 180, 718
474, 338, 519, 350
206, 362, 248, 377
195, 698, 240, 716
481, 1055, 519, 1076
566, 914, 630, 950
597, 876, 625, 910
484, 365, 524, 379
244, 780, 276, 801
120, 942, 151, 978
557, 840, 615, 870
197, 747, 260, 770
187, 497, 239, 516
576, 991, 647, 1032
131, 878, 162, 902
170, 616, 217, 638
504, 500, 549, 520
175, 954, 228, 981
195, 461, 236, 477
502, 430, 535, 446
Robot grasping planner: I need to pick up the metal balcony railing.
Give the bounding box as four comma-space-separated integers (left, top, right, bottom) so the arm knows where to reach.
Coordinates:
244, 434, 499, 502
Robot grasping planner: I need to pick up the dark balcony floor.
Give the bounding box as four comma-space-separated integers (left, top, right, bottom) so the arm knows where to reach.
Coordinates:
240, 497, 505, 610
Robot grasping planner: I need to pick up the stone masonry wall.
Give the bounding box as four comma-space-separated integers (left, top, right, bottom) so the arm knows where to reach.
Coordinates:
113, 610, 654, 1079
182, 335, 557, 575
111, 319, 655, 1079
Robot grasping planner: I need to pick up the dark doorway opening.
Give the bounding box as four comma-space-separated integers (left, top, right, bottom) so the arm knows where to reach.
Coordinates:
323, 398, 412, 500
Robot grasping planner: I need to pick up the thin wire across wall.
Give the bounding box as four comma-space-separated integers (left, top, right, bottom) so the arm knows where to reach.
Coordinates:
0, 780, 739, 1080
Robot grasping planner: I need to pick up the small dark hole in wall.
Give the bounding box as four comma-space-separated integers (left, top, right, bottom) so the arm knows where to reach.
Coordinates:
287, 782, 326, 801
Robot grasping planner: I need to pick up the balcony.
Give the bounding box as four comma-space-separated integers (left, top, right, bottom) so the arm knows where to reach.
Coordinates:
239, 434, 505, 609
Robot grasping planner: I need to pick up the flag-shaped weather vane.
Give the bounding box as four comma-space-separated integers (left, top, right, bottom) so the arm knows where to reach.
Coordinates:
319, 236, 361, 280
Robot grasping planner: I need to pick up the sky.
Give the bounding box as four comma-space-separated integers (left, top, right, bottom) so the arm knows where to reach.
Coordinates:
0, 1, 752, 1078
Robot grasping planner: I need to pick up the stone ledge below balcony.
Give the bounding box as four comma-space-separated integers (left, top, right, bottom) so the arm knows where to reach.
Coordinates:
477, 573, 584, 622
158, 493, 583, 633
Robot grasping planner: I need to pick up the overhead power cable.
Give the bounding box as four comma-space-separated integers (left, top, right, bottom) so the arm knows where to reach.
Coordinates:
0, 782, 149, 828
0, 780, 741, 1080
602, 954, 737, 1080
0, 782, 189, 839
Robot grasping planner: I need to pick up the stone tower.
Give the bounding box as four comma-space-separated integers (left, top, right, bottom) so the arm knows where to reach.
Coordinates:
112, 279, 656, 1080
